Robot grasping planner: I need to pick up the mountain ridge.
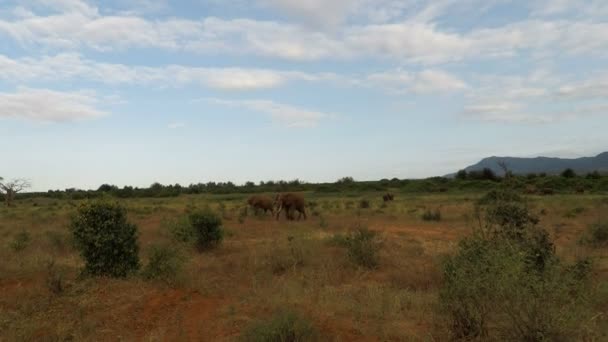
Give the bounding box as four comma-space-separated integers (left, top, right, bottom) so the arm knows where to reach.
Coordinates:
452, 152, 608, 176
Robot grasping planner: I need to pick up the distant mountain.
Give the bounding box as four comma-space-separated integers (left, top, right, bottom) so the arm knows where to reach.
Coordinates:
453, 152, 608, 176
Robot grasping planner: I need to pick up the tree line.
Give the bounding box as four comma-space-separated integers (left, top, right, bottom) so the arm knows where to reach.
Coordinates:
5, 168, 607, 203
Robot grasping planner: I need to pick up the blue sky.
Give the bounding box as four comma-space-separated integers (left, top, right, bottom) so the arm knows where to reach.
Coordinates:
1, 0, 607, 191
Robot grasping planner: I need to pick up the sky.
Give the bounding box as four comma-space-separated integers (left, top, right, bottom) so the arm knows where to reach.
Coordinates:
0, 0, 607, 191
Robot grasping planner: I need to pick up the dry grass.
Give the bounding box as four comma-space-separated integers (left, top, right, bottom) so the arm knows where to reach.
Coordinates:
0, 193, 607, 340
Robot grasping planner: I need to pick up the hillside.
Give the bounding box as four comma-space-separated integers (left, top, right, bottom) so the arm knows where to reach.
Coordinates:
457, 152, 608, 176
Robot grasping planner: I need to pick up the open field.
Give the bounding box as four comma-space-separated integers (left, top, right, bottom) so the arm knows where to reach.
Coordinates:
1, 192, 607, 341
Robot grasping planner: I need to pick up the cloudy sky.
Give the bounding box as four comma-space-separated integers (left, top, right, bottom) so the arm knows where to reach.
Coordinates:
1, 0, 607, 191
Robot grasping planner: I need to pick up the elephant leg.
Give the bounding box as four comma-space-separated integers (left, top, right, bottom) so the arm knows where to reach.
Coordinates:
287, 207, 295, 220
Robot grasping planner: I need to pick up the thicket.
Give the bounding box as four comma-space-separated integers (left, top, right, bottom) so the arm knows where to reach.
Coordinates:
440, 191, 594, 340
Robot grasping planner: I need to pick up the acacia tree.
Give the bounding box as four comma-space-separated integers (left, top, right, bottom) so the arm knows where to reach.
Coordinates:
0, 177, 31, 207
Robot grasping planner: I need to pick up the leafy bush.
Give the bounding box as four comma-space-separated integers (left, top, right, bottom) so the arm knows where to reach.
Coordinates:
189, 209, 224, 251
165, 216, 195, 243
142, 244, 183, 284
10, 230, 31, 252
241, 310, 318, 342
441, 199, 589, 340
70, 201, 140, 277
421, 209, 441, 221
441, 236, 589, 340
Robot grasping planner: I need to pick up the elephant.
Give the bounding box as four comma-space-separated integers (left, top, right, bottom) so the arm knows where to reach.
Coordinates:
247, 195, 275, 215
274, 193, 307, 221
383, 193, 395, 202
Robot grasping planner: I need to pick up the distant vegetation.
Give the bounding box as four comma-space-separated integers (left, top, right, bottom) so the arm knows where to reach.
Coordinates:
10, 169, 608, 202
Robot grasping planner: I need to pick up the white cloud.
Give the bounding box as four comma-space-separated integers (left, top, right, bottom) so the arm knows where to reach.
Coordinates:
262, 0, 357, 27
556, 73, 608, 100
532, 0, 608, 18
2, 2, 607, 64
0, 87, 106, 122
0, 53, 338, 90
368, 69, 467, 94
167, 122, 185, 129
463, 102, 536, 123
204, 98, 331, 127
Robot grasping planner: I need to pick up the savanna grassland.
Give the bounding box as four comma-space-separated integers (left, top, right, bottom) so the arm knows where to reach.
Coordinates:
1, 191, 607, 341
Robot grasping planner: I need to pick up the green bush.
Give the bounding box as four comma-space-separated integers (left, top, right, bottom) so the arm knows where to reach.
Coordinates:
441, 236, 589, 340
189, 209, 224, 251
70, 201, 140, 277
241, 310, 318, 342
142, 244, 183, 284
10, 230, 31, 252
421, 209, 441, 221
441, 199, 589, 340
165, 216, 195, 243
483, 201, 553, 272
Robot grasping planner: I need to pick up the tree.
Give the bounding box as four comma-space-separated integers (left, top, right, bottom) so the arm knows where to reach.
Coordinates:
561, 168, 576, 178
0, 178, 31, 207
456, 170, 468, 180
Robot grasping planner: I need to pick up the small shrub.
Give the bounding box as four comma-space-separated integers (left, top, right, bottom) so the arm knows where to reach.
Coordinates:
421, 209, 441, 221
477, 189, 522, 205
564, 206, 586, 218
218, 202, 229, 219
541, 187, 555, 195
45, 259, 64, 295
359, 199, 370, 209
344, 200, 354, 210
319, 215, 328, 229
10, 230, 31, 252
267, 237, 310, 275
582, 222, 608, 247
142, 244, 183, 284
238, 206, 248, 224
326, 233, 349, 247
189, 209, 224, 251
165, 216, 195, 243
241, 310, 318, 342
346, 227, 380, 269
45, 230, 67, 251
70, 201, 140, 277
